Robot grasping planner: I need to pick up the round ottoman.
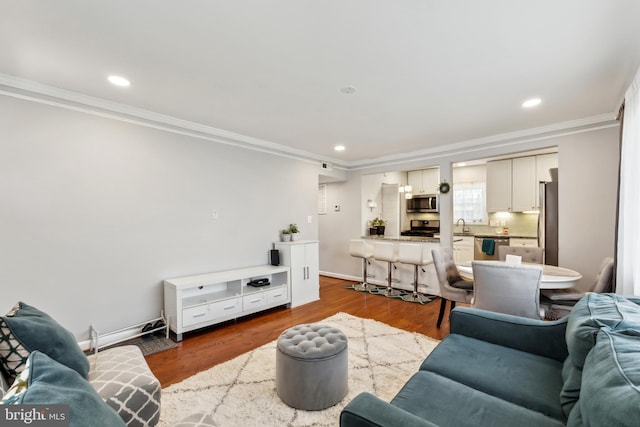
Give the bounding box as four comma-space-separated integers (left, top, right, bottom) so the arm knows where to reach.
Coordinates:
276, 323, 348, 410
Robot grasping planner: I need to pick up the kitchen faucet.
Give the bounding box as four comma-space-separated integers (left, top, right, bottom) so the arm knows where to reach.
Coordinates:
456, 218, 470, 232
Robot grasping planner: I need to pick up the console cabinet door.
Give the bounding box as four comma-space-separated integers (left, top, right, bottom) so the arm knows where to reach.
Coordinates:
274, 241, 319, 308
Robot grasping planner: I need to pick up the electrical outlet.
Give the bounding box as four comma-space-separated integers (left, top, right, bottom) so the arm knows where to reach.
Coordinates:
211, 210, 219, 220
307, 215, 313, 223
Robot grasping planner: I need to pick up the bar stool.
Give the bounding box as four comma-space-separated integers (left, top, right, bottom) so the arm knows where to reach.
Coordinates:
348, 239, 378, 293
398, 243, 433, 304
373, 242, 401, 297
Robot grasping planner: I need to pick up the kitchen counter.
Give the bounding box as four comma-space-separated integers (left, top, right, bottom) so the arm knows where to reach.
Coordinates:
363, 236, 464, 243
454, 233, 537, 239
363, 235, 441, 243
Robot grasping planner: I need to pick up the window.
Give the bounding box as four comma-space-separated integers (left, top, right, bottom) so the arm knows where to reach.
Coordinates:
453, 181, 487, 224
318, 184, 327, 215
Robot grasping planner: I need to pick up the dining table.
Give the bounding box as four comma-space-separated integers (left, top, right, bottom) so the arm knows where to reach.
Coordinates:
456, 261, 582, 289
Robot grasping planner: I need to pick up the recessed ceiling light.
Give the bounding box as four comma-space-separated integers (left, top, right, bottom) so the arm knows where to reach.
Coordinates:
108, 75, 130, 87
334, 145, 346, 152
522, 98, 541, 108
340, 86, 356, 95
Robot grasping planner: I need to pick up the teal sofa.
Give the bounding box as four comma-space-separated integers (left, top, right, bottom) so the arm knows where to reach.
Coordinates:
340, 293, 640, 427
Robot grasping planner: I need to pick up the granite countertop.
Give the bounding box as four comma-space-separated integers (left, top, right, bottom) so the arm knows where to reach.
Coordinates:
454, 233, 537, 239
362, 235, 441, 243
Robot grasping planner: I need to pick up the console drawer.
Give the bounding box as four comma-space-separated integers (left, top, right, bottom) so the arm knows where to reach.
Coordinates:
182, 297, 241, 328
209, 297, 242, 318
267, 287, 288, 305
182, 305, 216, 328
243, 293, 266, 311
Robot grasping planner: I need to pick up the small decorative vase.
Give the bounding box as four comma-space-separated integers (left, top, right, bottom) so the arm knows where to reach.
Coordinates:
377, 226, 386, 236
291, 233, 300, 241
281, 234, 291, 242
369, 227, 378, 236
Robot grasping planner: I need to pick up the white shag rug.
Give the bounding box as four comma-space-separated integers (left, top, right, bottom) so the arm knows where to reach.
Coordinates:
159, 312, 440, 427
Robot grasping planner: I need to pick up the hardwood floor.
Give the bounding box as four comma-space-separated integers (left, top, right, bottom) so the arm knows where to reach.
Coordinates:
146, 276, 455, 388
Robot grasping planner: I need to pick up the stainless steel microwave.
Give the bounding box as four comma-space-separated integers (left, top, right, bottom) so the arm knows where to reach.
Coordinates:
406, 194, 439, 213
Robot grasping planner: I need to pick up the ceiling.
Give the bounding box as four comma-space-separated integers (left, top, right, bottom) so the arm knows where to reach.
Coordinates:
2, 1, 640, 168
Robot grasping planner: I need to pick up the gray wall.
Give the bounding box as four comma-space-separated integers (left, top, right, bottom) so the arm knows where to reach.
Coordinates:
557, 127, 619, 290
0, 95, 319, 339
320, 126, 620, 292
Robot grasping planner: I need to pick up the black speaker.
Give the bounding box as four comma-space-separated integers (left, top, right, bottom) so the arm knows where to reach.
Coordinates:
270, 249, 280, 266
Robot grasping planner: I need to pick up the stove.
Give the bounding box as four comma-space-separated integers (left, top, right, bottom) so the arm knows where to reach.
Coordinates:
400, 220, 440, 237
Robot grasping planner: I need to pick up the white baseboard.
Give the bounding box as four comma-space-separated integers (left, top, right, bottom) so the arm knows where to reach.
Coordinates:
320, 271, 360, 282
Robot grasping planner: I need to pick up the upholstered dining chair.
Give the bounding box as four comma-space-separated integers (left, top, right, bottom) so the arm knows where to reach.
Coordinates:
431, 248, 473, 328
540, 257, 614, 319
497, 246, 544, 264
471, 261, 544, 319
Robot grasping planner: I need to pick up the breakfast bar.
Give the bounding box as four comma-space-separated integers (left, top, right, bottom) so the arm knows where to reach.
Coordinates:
361, 236, 456, 296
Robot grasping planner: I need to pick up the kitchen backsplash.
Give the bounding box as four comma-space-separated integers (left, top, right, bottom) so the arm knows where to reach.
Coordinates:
408, 212, 539, 237
455, 212, 539, 237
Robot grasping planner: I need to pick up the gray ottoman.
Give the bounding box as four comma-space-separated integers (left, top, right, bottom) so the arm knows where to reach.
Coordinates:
276, 323, 348, 410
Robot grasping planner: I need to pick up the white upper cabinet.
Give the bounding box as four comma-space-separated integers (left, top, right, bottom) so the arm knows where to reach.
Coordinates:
512, 156, 537, 212
535, 153, 558, 209
487, 153, 558, 213
486, 159, 512, 212
536, 153, 558, 183
408, 168, 440, 195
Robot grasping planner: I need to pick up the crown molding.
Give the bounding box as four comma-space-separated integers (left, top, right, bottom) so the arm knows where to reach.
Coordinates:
0, 74, 347, 169
0, 73, 617, 172
345, 113, 618, 171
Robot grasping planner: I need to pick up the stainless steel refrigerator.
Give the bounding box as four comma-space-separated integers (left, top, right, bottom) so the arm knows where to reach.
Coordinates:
538, 181, 559, 266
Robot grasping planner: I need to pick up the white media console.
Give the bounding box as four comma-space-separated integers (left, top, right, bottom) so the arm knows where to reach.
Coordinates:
164, 265, 290, 341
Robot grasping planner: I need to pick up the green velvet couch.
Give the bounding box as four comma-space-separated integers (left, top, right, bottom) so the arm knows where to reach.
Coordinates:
340, 293, 640, 427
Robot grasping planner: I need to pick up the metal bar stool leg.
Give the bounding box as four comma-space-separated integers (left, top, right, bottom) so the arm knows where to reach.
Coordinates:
401, 265, 430, 304
354, 258, 380, 293
380, 261, 402, 297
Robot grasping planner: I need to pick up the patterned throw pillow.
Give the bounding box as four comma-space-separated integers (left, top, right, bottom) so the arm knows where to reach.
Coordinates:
0, 302, 89, 385
0, 351, 125, 427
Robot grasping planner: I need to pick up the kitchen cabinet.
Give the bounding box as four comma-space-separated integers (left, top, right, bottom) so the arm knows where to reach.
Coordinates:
509, 237, 538, 247
535, 153, 558, 209
487, 154, 558, 212
407, 168, 440, 195
486, 159, 512, 212
274, 240, 319, 307
164, 265, 290, 341
536, 153, 558, 183
453, 236, 474, 263
512, 156, 537, 212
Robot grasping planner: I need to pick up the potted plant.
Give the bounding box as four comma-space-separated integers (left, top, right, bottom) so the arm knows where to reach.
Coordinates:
281, 229, 291, 242
288, 223, 300, 241
370, 218, 388, 236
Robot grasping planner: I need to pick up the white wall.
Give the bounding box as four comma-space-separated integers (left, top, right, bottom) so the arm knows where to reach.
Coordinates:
0, 95, 319, 338
318, 177, 361, 279
557, 127, 619, 291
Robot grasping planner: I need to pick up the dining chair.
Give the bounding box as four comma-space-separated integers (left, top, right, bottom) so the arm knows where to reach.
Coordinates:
471, 260, 544, 319
497, 246, 544, 264
431, 248, 473, 328
540, 257, 614, 319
